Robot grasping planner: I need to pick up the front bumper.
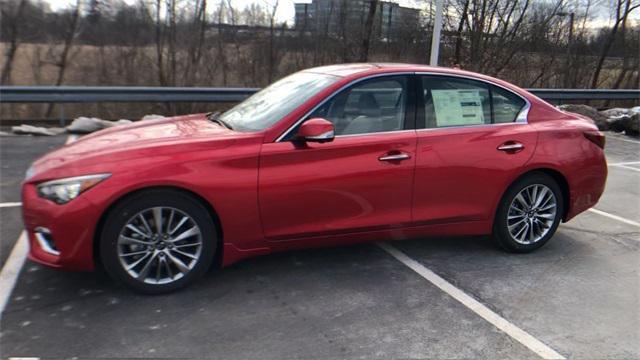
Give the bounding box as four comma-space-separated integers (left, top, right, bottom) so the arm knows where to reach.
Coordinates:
21, 183, 101, 271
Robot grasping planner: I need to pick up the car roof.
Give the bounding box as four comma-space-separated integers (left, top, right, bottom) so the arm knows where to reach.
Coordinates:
302, 63, 474, 78
302, 63, 547, 108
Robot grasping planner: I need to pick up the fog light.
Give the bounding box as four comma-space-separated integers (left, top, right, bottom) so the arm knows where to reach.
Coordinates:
34, 227, 60, 256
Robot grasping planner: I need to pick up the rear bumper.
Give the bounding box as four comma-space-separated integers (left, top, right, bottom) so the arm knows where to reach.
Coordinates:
21, 183, 101, 271
565, 150, 608, 221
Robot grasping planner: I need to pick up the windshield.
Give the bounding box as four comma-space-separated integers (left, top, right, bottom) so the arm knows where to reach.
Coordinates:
219, 72, 339, 132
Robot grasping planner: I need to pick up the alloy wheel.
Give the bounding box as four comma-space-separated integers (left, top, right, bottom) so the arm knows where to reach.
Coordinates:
117, 207, 203, 284
507, 184, 557, 245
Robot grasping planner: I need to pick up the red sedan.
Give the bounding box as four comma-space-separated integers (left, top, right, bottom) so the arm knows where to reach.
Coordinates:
22, 64, 607, 293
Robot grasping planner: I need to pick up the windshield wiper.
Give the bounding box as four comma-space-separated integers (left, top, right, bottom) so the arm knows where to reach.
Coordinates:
206, 111, 233, 130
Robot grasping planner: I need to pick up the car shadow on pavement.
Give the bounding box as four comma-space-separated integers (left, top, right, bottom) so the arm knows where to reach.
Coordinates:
3, 235, 504, 320
6, 229, 608, 306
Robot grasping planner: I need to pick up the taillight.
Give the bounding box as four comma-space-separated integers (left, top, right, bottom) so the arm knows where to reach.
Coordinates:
584, 131, 605, 149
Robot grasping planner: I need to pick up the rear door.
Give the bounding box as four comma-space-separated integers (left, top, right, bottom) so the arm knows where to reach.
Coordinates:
259, 75, 417, 240
412, 75, 538, 225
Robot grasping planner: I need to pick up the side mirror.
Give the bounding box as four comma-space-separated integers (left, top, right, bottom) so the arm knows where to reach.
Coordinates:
297, 118, 335, 143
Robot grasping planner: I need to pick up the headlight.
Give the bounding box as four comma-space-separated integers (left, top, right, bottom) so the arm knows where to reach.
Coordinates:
37, 174, 111, 204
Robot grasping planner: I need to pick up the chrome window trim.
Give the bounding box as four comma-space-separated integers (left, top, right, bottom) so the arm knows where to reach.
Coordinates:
415, 71, 531, 126
335, 129, 416, 138
515, 104, 530, 123
275, 71, 531, 142
275, 72, 414, 142
415, 121, 524, 133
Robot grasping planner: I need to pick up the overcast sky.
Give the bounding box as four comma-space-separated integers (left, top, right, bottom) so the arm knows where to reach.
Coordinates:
43, 0, 637, 27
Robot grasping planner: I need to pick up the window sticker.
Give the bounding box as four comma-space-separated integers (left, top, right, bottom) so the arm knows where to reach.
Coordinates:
431, 90, 485, 127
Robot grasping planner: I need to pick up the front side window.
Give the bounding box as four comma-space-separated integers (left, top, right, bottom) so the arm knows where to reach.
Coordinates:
306, 76, 408, 136
219, 72, 338, 132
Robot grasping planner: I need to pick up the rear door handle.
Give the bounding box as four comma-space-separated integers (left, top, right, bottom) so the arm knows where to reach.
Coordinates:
379, 153, 411, 162
497, 142, 524, 152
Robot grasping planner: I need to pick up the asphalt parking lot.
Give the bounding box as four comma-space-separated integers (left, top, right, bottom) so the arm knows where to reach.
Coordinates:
0, 132, 638, 359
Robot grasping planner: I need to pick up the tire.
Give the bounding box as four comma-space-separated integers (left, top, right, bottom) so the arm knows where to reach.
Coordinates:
493, 172, 564, 253
99, 189, 216, 294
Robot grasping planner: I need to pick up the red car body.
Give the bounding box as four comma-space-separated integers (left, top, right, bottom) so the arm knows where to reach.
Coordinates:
22, 64, 607, 272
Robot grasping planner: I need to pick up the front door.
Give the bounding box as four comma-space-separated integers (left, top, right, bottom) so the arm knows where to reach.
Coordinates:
259, 75, 417, 240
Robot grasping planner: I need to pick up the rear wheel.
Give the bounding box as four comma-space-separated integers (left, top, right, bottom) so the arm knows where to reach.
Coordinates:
100, 189, 216, 294
493, 173, 564, 252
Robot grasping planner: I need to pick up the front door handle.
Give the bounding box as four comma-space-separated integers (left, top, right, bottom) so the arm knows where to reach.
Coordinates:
497, 142, 524, 152
379, 153, 411, 162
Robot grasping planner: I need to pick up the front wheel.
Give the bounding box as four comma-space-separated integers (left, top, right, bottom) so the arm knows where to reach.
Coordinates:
493, 173, 564, 253
100, 189, 216, 294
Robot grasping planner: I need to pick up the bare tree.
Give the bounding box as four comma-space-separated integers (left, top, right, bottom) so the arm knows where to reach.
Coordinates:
216, 0, 228, 85
591, 0, 639, 88
226, 0, 245, 83
168, 0, 178, 86
183, 0, 207, 86
1, 0, 27, 84
3, 0, 639, 125
453, 0, 471, 66
45, 0, 81, 117
154, 0, 167, 86
313, 0, 335, 65
266, 0, 280, 83
359, 0, 378, 62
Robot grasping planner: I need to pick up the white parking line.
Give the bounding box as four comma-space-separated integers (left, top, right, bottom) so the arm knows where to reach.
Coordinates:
608, 161, 640, 166
0, 202, 22, 208
608, 161, 640, 172
607, 159, 640, 172
611, 165, 640, 173
0, 135, 77, 318
606, 135, 640, 145
587, 208, 640, 228
0, 232, 28, 318
377, 242, 566, 360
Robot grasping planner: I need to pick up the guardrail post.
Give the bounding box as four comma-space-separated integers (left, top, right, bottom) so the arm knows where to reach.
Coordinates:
59, 104, 65, 127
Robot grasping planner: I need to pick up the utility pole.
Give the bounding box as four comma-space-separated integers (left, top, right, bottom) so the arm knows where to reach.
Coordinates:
566, 12, 575, 87
429, 0, 444, 66
558, 11, 575, 87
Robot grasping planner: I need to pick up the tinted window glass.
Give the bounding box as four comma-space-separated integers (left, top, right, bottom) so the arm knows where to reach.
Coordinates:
492, 85, 526, 123
308, 76, 408, 136
422, 76, 491, 128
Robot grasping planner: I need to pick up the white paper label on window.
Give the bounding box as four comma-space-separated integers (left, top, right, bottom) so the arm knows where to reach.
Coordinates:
431, 90, 485, 127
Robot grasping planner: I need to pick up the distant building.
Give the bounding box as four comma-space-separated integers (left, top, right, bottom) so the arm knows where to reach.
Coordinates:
294, 0, 421, 40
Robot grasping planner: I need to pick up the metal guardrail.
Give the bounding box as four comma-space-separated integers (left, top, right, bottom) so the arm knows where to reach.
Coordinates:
528, 89, 640, 102
0, 86, 638, 104
0, 86, 260, 103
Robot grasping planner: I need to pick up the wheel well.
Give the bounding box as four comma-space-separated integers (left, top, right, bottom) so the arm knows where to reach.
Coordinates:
505, 168, 570, 221
92, 186, 224, 270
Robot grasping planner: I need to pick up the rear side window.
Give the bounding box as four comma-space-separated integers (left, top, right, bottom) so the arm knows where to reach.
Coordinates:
421, 76, 526, 128
491, 85, 526, 123
422, 76, 491, 128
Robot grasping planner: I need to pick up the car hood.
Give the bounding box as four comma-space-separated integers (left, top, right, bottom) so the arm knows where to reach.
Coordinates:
30, 113, 245, 178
